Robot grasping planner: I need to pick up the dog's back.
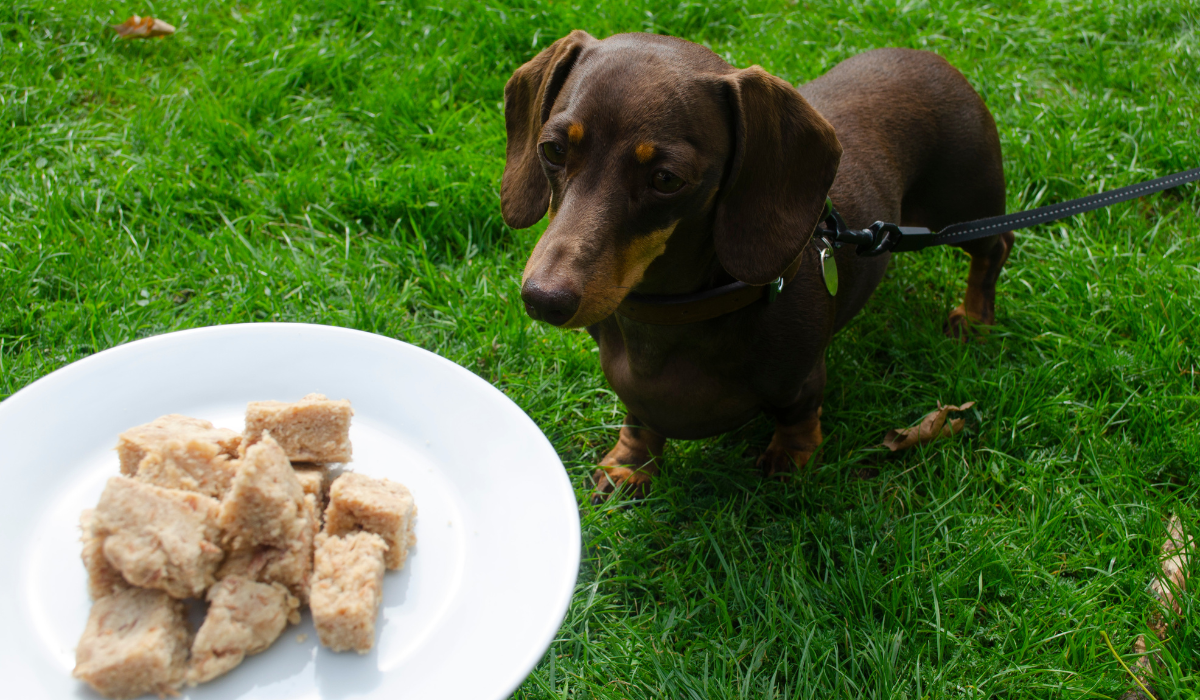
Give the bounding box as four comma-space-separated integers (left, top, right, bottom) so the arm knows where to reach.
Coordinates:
802, 48, 1006, 233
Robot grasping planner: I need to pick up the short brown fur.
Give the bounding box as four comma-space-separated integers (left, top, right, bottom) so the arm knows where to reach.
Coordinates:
503, 32, 1013, 496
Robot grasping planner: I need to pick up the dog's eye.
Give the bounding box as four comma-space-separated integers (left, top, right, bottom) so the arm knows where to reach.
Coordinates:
651, 170, 685, 194
541, 142, 567, 166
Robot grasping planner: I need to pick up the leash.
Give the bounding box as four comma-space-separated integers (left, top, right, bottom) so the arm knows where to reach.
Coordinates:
826, 166, 1200, 255
616, 166, 1199, 325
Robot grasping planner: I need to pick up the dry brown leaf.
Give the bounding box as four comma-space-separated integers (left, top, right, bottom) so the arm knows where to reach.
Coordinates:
111, 15, 175, 39
882, 401, 975, 452
1150, 515, 1192, 630
1126, 515, 1193, 697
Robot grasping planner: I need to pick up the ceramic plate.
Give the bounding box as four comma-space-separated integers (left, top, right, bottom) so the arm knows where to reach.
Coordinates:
0, 323, 580, 699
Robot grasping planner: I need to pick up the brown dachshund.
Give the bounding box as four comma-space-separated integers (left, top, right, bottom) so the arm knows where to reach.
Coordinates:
501, 31, 1014, 499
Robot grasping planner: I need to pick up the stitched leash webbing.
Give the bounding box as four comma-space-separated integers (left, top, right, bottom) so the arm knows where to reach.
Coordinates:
882, 166, 1200, 253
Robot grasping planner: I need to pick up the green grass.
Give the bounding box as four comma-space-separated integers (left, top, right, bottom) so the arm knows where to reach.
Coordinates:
3, 0, 1199, 697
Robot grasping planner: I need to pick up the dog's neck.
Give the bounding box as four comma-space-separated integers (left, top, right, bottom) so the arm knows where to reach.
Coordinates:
628, 217, 731, 296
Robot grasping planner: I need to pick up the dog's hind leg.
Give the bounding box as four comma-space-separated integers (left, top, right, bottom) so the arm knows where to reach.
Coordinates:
906, 165, 1014, 338
591, 414, 665, 504
946, 230, 1015, 336
889, 61, 1014, 338
758, 359, 826, 479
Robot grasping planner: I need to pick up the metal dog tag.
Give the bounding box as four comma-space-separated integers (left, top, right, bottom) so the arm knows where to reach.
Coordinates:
819, 246, 838, 296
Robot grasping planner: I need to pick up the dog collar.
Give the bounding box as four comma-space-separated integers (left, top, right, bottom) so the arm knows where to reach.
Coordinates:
615, 248, 809, 326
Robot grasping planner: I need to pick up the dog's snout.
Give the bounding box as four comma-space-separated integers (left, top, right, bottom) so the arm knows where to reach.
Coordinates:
521, 279, 581, 326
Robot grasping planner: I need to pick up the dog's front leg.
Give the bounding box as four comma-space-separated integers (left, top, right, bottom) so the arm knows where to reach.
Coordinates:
758, 359, 826, 478
591, 414, 665, 504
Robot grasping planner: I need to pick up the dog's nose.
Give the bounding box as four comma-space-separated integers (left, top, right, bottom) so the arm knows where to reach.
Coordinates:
521, 279, 581, 326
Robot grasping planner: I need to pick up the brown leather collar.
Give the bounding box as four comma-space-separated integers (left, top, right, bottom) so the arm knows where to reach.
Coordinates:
615, 248, 808, 325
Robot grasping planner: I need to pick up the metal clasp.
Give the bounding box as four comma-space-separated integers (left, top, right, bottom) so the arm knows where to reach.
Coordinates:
855, 221, 902, 257
817, 203, 920, 257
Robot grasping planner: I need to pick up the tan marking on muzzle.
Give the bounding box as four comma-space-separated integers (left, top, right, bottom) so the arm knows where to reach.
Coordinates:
568, 123, 585, 144
563, 224, 677, 328
634, 142, 656, 163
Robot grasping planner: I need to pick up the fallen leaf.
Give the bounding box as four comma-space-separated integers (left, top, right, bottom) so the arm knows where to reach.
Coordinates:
1149, 515, 1192, 631
111, 15, 176, 39
1126, 515, 1193, 696
882, 401, 975, 452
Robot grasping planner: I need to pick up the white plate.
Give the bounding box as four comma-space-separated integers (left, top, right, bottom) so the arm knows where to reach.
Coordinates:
0, 323, 581, 700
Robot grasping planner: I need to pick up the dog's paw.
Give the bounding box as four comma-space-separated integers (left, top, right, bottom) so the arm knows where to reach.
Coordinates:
945, 304, 984, 340
759, 414, 822, 479
756, 446, 817, 479
590, 467, 653, 505
945, 305, 991, 341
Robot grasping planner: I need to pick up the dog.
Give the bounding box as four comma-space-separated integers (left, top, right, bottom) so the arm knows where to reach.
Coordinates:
500, 31, 1015, 500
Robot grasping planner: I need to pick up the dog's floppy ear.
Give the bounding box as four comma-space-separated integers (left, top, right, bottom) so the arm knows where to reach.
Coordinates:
501, 30, 595, 229
714, 66, 842, 285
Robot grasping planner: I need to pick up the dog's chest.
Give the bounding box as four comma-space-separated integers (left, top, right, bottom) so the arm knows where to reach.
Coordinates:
592, 317, 814, 438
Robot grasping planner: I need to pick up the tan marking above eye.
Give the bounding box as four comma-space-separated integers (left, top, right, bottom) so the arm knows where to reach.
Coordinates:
635, 143, 656, 163
567, 123, 585, 143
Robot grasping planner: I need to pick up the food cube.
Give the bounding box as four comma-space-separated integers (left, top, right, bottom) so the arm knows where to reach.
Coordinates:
134, 437, 238, 498
324, 473, 417, 570
72, 588, 190, 699
117, 414, 240, 476
310, 532, 387, 653
218, 434, 308, 550
217, 493, 319, 602
93, 477, 224, 599
187, 576, 299, 685
243, 394, 353, 463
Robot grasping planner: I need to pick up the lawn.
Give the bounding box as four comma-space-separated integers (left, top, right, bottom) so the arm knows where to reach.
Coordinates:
2, 0, 1199, 697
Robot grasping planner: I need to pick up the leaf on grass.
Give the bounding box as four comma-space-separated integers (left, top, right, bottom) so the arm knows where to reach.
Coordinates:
1128, 515, 1194, 692
882, 401, 976, 452
111, 15, 176, 39
1150, 515, 1192, 631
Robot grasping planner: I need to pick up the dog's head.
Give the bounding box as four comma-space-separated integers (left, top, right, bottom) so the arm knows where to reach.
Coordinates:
502, 31, 842, 328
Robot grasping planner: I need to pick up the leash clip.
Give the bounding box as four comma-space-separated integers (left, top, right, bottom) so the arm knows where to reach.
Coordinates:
820, 210, 913, 257
820, 205, 874, 251
856, 221, 901, 256
819, 201, 936, 256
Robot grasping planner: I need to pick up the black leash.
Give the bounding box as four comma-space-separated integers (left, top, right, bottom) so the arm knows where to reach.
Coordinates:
822, 167, 1200, 255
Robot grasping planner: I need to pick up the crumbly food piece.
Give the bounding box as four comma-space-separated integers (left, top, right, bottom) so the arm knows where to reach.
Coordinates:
94, 477, 224, 599
324, 473, 417, 570
134, 437, 239, 498
218, 434, 308, 550
187, 576, 300, 685
117, 414, 240, 476
73, 588, 190, 699
310, 532, 387, 653
217, 494, 319, 603
293, 463, 330, 512
80, 509, 129, 600
243, 394, 353, 463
